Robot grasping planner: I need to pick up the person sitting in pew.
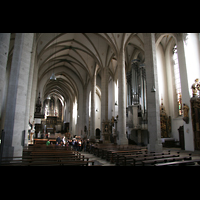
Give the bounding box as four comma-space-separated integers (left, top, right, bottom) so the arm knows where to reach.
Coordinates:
46, 139, 50, 146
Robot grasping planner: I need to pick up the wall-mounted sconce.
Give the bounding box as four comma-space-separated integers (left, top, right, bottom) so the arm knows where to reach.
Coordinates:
151, 86, 156, 92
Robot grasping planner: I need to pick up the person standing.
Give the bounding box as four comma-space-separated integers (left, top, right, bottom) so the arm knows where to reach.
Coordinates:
56, 136, 61, 144
62, 136, 66, 145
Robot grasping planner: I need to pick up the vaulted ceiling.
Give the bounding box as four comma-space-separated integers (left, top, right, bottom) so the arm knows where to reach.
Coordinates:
7, 33, 147, 106
35, 33, 145, 105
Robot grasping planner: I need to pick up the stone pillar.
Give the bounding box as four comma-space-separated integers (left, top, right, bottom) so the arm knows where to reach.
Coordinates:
101, 66, 109, 142
176, 33, 194, 151
0, 33, 10, 130
101, 67, 108, 122
117, 48, 128, 145
143, 33, 162, 153
29, 62, 38, 124
24, 35, 36, 146
90, 75, 96, 140
82, 84, 87, 137
2, 33, 34, 158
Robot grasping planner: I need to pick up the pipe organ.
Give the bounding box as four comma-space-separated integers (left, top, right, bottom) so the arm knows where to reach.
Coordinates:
126, 60, 148, 145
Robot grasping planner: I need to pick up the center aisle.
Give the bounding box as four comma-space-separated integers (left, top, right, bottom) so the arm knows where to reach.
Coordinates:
80, 151, 115, 166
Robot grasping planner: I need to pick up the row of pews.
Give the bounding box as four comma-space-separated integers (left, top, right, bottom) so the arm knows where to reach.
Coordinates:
87, 143, 200, 166
0, 144, 95, 166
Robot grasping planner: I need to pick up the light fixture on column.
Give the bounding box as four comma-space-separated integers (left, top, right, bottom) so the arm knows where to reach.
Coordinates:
151, 85, 156, 92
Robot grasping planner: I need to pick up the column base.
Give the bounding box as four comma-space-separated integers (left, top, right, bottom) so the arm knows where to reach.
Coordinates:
117, 136, 128, 145
89, 135, 96, 143
147, 142, 162, 153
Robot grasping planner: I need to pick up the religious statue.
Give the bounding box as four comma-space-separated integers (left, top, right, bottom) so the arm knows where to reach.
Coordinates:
111, 116, 115, 126
191, 78, 200, 97
160, 103, 171, 138
105, 124, 108, 132
30, 120, 35, 142
183, 103, 189, 124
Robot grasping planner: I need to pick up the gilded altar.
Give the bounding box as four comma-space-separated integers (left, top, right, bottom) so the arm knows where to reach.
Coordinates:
160, 103, 171, 138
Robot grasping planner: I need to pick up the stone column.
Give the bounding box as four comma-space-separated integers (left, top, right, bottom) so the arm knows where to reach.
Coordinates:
101, 67, 108, 122
24, 35, 36, 146
101, 66, 109, 141
0, 33, 10, 130
90, 75, 96, 140
176, 33, 194, 151
2, 33, 34, 158
82, 84, 87, 137
117, 48, 128, 145
143, 33, 162, 153
29, 62, 38, 124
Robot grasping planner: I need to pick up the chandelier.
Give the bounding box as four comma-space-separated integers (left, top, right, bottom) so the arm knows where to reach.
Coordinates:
50, 72, 56, 81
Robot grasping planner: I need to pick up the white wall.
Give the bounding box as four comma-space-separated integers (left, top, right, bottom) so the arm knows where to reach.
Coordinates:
156, 38, 183, 141
156, 44, 169, 114
165, 39, 183, 141
184, 33, 200, 97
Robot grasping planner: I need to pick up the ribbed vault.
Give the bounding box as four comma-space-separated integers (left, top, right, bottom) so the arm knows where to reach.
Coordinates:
36, 33, 146, 110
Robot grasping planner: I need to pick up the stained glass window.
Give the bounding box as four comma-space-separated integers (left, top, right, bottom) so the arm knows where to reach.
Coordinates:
173, 45, 183, 116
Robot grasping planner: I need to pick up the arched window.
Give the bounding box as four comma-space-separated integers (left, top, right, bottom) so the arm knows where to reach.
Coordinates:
73, 97, 78, 125
89, 91, 91, 117
173, 45, 183, 116
115, 80, 118, 105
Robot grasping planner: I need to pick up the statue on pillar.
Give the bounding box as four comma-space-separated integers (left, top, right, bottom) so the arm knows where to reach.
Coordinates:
30, 120, 35, 142
191, 78, 200, 97
160, 103, 171, 138
183, 103, 189, 124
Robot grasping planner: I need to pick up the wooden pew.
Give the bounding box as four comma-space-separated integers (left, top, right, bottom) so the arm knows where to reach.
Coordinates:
1, 147, 93, 166
33, 139, 56, 144
109, 149, 147, 164
91, 144, 117, 156
1, 143, 94, 166
1, 159, 95, 166
142, 155, 191, 166
1, 156, 87, 164
117, 151, 171, 166
154, 159, 200, 166
131, 154, 180, 166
